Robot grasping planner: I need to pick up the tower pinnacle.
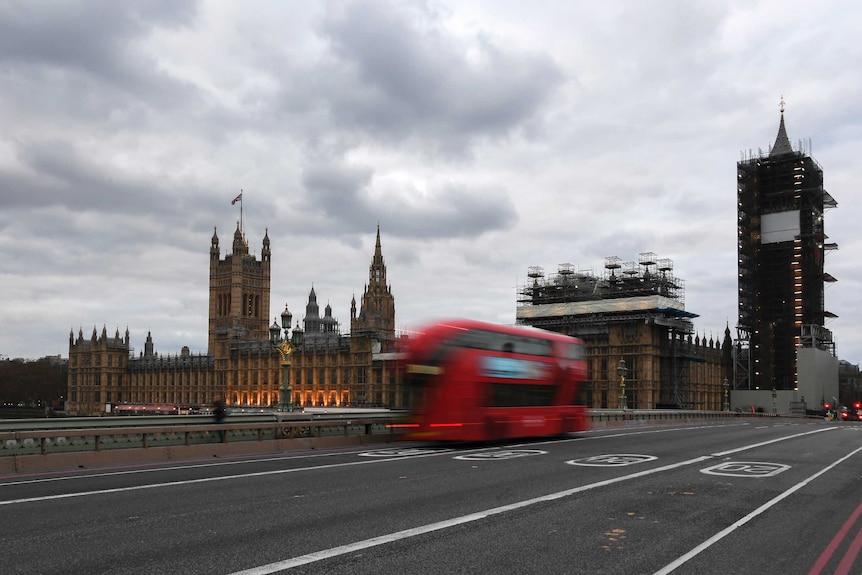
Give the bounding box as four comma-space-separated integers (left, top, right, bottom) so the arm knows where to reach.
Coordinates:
770, 96, 793, 157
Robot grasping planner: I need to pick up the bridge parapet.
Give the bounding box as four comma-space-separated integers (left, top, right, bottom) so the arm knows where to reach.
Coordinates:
0, 410, 787, 474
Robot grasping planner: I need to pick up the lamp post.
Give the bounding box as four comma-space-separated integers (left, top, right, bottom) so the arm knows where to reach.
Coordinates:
276, 304, 294, 412
617, 358, 628, 410
723, 378, 730, 411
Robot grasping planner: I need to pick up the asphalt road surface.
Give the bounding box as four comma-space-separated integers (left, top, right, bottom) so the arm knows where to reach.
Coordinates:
2, 418, 861, 574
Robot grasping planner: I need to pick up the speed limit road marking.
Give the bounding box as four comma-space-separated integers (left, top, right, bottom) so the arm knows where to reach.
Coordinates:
566, 454, 658, 467
359, 448, 448, 457
701, 461, 790, 477
454, 449, 547, 461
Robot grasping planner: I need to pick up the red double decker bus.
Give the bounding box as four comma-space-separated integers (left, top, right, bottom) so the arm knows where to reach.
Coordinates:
400, 319, 589, 442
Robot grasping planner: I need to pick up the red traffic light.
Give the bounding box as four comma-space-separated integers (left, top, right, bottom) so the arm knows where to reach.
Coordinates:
824, 402, 831, 409
854, 402, 861, 410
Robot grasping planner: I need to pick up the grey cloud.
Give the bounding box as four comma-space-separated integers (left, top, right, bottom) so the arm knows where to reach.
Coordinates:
313, 0, 562, 154
4, 140, 166, 212
0, 139, 231, 245
0, 2, 204, 126
0, 1, 197, 70
300, 159, 517, 239
301, 162, 374, 222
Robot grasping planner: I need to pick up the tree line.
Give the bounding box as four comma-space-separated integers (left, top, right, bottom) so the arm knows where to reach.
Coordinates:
0, 358, 67, 408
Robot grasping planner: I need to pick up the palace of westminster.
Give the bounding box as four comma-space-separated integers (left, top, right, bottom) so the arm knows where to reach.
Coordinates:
67, 224, 399, 416
67, 106, 842, 417
66, 216, 731, 416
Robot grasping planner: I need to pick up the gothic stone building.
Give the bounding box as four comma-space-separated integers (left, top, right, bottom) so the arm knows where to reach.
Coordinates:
516, 256, 732, 410
286, 227, 401, 408
66, 225, 399, 416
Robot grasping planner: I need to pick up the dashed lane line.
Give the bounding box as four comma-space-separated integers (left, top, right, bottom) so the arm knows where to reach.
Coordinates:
229, 427, 837, 574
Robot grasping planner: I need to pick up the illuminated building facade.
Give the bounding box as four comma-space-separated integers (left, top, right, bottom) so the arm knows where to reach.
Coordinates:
288, 226, 401, 408
66, 225, 400, 415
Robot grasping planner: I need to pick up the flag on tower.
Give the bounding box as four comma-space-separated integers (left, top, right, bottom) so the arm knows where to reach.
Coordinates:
232, 192, 243, 205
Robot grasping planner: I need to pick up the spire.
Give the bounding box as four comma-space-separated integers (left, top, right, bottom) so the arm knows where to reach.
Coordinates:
232, 222, 248, 255
375, 224, 382, 258
144, 331, 154, 357
210, 227, 220, 262
769, 96, 793, 157
351, 226, 395, 338
304, 286, 321, 334
369, 224, 386, 286
262, 228, 271, 262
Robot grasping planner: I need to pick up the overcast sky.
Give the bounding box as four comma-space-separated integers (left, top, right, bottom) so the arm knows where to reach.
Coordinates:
1, 0, 859, 365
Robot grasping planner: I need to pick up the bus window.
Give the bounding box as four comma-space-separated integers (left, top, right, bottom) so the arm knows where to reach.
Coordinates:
490, 384, 556, 407
563, 343, 585, 360
445, 329, 553, 356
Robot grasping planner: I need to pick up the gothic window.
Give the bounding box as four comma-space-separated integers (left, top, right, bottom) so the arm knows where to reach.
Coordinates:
624, 356, 637, 380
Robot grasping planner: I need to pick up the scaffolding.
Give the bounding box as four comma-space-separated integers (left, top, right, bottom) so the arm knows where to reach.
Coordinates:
517, 254, 710, 409
518, 253, 685, 307
736, 129, 837, 390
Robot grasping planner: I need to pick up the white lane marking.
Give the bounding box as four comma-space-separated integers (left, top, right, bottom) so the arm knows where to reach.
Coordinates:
0, 449, 398, 487
230, 455, 715, 575
653, 443, 862, 575
0, 422, 745, 487
228, 427, 837, 574
516, 422, 753, 448
0, 425, 834, 506
0, 451, 454, 506
711, 427, 833, 457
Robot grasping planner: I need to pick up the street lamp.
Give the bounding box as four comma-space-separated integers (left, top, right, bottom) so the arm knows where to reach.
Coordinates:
281, 305, 293, 342
723, 378, 730, 411
269, 318, 282, 345
617, 358, 628, 410
276, 304, 295, 412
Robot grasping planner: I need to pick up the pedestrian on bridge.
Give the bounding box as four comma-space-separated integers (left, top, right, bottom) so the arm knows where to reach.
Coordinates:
212, 396, 227, 442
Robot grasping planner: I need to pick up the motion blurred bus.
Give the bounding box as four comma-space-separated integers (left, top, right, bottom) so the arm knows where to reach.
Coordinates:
399, 319, 589, 441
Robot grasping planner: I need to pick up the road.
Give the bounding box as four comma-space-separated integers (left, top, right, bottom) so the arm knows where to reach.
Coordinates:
1, 418, 861, 574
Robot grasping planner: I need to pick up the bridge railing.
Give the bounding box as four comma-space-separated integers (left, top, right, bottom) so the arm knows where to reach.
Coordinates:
0, 417, 396, 458
0, 408, 780, 461
2, 409, 802, 476
588, 409, 768, 424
